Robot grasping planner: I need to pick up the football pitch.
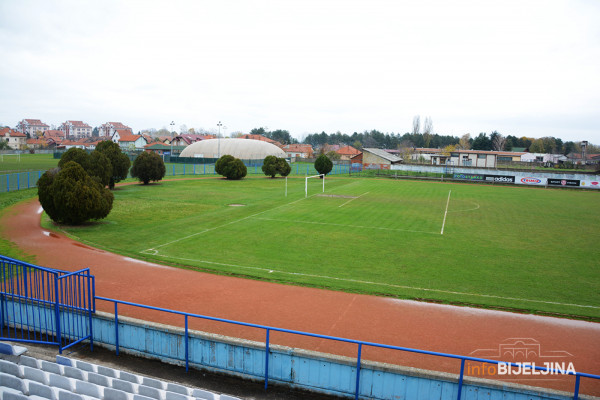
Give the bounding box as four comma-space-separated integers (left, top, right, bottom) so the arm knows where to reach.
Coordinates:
52, 176, 600, 319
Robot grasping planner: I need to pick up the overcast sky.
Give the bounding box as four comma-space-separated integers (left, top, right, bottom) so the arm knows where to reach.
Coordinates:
1, 0, 599, 142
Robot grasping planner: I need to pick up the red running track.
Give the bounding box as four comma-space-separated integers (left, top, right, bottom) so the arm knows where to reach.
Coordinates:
2, 199, 599, 396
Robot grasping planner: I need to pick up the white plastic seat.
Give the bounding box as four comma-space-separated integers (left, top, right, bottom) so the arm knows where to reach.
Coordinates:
63, 365, 87, 381
119, 370, 141, 384
1, 391, 29, 400
0, 372, 26, 393
190, 388, 219, 400
221, 395, 243, 400
96, 365, 118, 378
41, 361, 64, 375
47, 373, 75, 392
87, 372, 112, 388
165, 383, 189, 396
164, 391, 193, 400
141, 377, 165, 390
19, 355, 41, 369
137, 385, 164, 400
25, 380, 59, 400
0, 343, 27, 356
74, 360, 97, 374
0, 359, 23, 378
103, 387, 133, 400
112, 378, 138, 394
22, 366, 49, 385
75, 380, 102, 399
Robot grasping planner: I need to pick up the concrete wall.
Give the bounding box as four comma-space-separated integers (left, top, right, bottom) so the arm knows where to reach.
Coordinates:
1, 298, 579, 400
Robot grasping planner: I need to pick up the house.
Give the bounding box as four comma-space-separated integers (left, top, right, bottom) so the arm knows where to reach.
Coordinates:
26, 138, 48, 149
100, 122, 132, 137
58, 139, 87, 150
44, 130, 66, 141
157, 136, 173, 144
1, 127, 27, 149
16, 119, 49, 137
361, 148, 403, 169
59, 120, 93, 139
112, 131, 147, 150
282, 144, 313, 159
521, 153, 567, 164
172, 134, 215, 147
239, 134, 283, 148
336, 145, 361, 161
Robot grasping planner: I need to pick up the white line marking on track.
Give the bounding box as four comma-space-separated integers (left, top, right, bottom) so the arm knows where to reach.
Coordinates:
145, 254, 600, 310
338, 191, 370, 207
440, 190, 451, 235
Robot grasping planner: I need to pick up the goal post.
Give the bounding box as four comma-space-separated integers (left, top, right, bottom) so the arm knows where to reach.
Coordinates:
0, 154, 21, 162
305, 174, 325, 197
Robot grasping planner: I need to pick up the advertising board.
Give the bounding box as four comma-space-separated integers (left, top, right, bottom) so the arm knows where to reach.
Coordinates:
547, 179, 580, 187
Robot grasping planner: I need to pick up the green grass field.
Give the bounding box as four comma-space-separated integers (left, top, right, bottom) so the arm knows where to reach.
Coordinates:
0, 153, 58, 173
45, 176, 600, 320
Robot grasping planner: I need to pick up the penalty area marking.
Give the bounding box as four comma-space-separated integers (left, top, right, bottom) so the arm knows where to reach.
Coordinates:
338, 191, 370, 207
144, 253, 600, 310
440, 190, 451, 235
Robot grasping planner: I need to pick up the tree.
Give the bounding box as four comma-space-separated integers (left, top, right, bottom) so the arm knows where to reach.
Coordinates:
491, 132, 506, 151
131, 152, 166, 184
472, 133, 492, 150
215, 155, 247, 180
95, 140, 131, 189
38, 161, 113, 225
314, 154, 333, 177
58, 148, 91, 170
277, 158, 291, 177
0, 140, 11, 150
88, 151, 112, 187
262, 155, 279, 178
459, 134, 471, 150
422, 117, 433, 148
529, 139, 544, 153
412, 116, 420, 136
326, 151, 341, 161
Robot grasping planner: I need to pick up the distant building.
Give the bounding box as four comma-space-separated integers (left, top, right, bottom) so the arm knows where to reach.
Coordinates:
172, 134, 215, 147
16, 119, 49, 137
239, 134, 283, 148
336, 145, 361, 161
1, 127, 27, 149
360, 148, 403, 169
112, 131, 147, 150
59, 120, 93, 139
99, 122, 132, 137
282, 144, 313, 159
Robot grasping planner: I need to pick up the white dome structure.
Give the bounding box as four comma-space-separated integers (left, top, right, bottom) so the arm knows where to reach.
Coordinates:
179, 138, 286, 160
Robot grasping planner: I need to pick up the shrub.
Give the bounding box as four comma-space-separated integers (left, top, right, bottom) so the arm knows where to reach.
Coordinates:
58, 148, 91, 170
216, 155, 247, 180
314, 154, 333, 176
277, 158, 291, 177
131, 152, 166, 184
58, 147, 112, 187
262, 155, 279, 178
37, 161, 114, 225
95, 140, 131, 189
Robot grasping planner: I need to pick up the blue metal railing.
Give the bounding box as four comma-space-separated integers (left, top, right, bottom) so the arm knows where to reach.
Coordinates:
96, 296, 600, 400
0, 255, 94, 353
0, 171, 44, 193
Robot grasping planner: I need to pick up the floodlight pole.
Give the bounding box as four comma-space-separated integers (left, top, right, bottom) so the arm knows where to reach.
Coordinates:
170, 121, 175, 158
217, 121, 222, 158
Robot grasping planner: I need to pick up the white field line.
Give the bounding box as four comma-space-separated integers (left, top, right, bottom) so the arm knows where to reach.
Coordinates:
447, 201, 480, 213
338, 191, 370, 208
440, 190, 451, 235
251, 216, 439, 235
142, 193, 318, 254
147, 253, 600, 310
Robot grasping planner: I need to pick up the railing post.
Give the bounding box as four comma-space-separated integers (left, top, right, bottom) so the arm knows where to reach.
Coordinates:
264, 328, 270, 390
456, 359, 465, 400
54, 276, 62, 353
115, 302, 119, 356
574, 374, 581, 400
87, 271, 93, 351
354, 343, 362, 400
185, 315, 189, 372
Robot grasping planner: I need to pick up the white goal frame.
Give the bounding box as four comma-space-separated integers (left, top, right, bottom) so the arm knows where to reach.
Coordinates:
305, 174, 325, 197
0, 154, 20, 162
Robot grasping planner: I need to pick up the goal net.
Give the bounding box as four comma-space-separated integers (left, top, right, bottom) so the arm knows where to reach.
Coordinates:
0, 154, 21, 162
305, 174, 325, 197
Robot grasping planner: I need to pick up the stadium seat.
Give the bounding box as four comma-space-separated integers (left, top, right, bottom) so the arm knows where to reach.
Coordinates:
41, 361, 64, 375
0, 343, 27, 356
0, 359, 23, 378
119, 370, 142, 384
22, 365, 50, 385
20, 355, 42, 369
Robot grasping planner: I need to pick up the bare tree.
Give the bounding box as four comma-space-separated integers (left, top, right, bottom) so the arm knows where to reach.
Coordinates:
412, 115, 420, 136
422, 117, 433, 148
492, 133, 507, 151
459, 133, 471, 150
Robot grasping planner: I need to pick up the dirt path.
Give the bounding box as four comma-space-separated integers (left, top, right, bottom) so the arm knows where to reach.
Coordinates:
2, 198, 599, 395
